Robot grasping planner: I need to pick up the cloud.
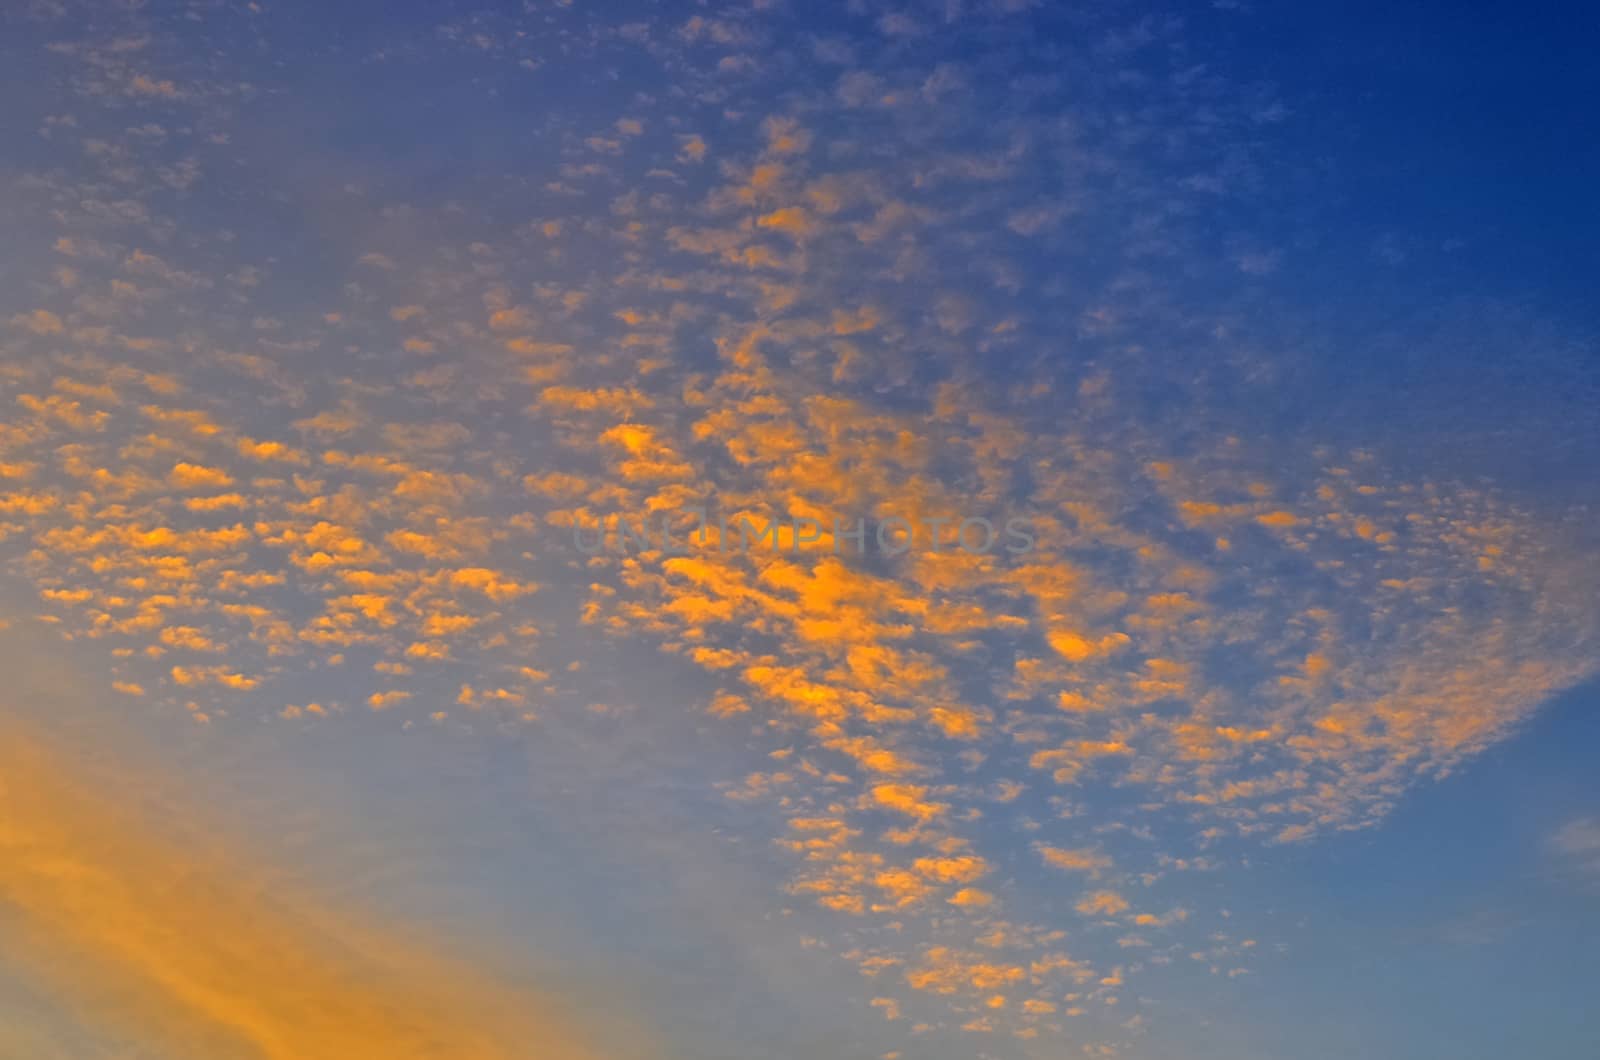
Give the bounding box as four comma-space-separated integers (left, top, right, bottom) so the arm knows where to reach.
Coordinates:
0, 725, 614, 1060
1550, 818, 1600, 882
3, 1, 1596, 1052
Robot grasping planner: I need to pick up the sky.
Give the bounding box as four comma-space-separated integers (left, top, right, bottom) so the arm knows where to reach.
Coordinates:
0, 2, 1597, 1058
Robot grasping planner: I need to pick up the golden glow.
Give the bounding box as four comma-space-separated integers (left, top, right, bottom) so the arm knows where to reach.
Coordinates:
0, 726, 606, 1060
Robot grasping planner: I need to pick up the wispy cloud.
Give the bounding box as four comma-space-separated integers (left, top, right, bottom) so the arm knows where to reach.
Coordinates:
0, 725, 617, 1060
1549, 818, 1600, 882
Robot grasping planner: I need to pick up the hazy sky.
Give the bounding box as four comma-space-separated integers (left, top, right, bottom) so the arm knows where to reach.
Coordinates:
1, 2, 1597, 1058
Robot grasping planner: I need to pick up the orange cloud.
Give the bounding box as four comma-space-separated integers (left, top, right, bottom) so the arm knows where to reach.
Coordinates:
0, 726, 616, 1060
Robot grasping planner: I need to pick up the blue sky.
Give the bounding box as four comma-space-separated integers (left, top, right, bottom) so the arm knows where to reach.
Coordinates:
0, 2, 1596, 1058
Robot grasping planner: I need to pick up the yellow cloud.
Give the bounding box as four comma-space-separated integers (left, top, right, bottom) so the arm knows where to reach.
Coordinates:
1035, 844, 1111, 875
0, 727, 612, 1060
11, 308, 64, 334
1075, 891, 1130, 917
170, 462, 235, 489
